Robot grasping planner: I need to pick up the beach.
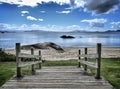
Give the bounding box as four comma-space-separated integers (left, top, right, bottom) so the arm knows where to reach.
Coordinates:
4, 46, 120, 61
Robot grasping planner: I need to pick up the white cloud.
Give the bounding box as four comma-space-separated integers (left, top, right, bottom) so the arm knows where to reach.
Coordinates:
66, 25, 82, 30
70, 0, 85, 9
1, 0, 119, 15
56, 10, 71, 14
0, 0, 69, 7
0, 23, 83, 32
0, 23, 18, 31
40, 11, 46, 13
81, 18, 107, 27
0, 0, 85, 8
111, 21, 120, 29
26, 16, 43, 21
81, 18, 107, 23
21, 11, 29, 16
27, 16, 37, 21
38, 18, 44, 21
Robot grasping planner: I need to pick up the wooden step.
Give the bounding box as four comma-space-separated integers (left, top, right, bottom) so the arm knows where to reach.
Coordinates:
2, 82, 112, 88
1, 66, 113, 89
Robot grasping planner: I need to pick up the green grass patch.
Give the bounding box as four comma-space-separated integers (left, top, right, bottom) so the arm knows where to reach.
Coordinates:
0, 62, 16, 86
88, 58, 120, 89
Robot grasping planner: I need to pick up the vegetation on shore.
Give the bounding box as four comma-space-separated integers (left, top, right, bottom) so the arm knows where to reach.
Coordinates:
0, 49, 15, 62
0, 50, 120, 89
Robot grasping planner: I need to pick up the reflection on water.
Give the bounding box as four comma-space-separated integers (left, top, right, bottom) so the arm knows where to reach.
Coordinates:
0, 32, 120, 48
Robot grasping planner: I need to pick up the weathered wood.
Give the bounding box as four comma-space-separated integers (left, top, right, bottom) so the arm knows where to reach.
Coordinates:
18, 53, 41, 59
79, 60, 97, 68
78, 43, 102, 79
16, 43, 22, 78
1, 66, 113, 89
78, 54, 98, 58
16, 43, 42, 77
84, 48, 87, 71
95, 43, 102, 79
39, 50, 42, 69
18, 61, 42, 67
78, 50, 81, 68
31, 47, 36, 75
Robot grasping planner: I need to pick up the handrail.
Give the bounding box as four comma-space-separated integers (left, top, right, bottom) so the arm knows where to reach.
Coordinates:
16, 43, 42, 78
78, 43, 102, 79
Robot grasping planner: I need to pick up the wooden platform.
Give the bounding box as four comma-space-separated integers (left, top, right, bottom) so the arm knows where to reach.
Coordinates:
1, 66, 113, 89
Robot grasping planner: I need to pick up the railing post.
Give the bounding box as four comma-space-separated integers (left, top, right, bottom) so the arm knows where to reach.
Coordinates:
95, 43, 102, 79
16, 43, 22, 78
84, 48, 88, 72
39, 50, 42, 69
78, 50, 81, 68
31, 47, 36, 75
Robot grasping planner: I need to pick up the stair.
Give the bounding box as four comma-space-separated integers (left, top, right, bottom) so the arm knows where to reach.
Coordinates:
1, 66, 113, 89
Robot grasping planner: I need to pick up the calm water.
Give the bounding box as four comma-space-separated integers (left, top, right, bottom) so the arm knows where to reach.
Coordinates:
0, 32, 120, 48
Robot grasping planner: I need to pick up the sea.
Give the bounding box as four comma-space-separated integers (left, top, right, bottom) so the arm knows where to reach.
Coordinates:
0, 31, 120, 48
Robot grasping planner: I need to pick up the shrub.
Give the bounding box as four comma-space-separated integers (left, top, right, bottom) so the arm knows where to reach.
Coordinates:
0, 50, 15, 62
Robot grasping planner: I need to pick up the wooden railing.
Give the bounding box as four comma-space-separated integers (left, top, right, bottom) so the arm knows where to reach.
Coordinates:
78, 43, 102, 79
16, 43, 42, 78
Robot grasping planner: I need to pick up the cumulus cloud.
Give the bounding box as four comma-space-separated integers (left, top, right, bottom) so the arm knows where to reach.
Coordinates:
38, 18, 44, 21
1, 0, 119, 15
27, 16, 37, 21
0, 23, 17, 31
84, 0, 120, 14
56, 10, 71, 14
0, 0, 85, 8
0, 23, 82, 32
0, 0, 69, 7
81, 18, 107, 27
21, 11, 29, 16
26, 16, 43, 21
70, 0, 85, 9
111, 21, 120, 29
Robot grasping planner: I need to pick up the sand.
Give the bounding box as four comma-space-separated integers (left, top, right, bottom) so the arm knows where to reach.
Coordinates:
4, 46, 120, 61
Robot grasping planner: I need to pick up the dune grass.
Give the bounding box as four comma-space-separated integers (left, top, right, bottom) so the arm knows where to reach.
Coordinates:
0, 58, 120, 89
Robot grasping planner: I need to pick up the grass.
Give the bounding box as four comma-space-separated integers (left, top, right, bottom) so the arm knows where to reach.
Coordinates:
88, 58, 120, 89
0, 62, 16, 86
101, 58, 120, 89
0, 58, 120, 89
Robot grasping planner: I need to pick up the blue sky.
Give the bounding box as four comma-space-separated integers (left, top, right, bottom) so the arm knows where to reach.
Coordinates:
0, 0, 120, 32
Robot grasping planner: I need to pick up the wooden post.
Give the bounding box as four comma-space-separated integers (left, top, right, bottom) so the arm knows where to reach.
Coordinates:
16, 43, 22, 78
39, 50, 42, 69
95, 43, 102, 79
78, 50, 81, 68
84, 48, 87, 71
31, 47, 36, 75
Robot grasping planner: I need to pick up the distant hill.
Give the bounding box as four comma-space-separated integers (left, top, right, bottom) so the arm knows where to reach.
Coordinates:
0, 29, 120, 33
105, 30, 120, 32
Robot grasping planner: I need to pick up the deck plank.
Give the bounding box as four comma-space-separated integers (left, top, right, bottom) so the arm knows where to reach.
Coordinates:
1, 66, 113, 89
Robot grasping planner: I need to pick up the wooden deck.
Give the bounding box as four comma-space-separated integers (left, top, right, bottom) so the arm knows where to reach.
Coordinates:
1, 66, 113, 89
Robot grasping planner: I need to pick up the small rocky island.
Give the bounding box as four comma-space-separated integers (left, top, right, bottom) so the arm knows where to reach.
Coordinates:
60, 35, 75, 39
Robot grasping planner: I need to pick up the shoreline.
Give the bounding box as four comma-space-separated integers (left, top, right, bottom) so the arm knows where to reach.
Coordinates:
1, 45, 120, 50
3, 46, 120, 60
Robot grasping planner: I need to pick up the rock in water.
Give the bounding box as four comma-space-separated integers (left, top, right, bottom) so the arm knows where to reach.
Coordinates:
60, 35, 75, 39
